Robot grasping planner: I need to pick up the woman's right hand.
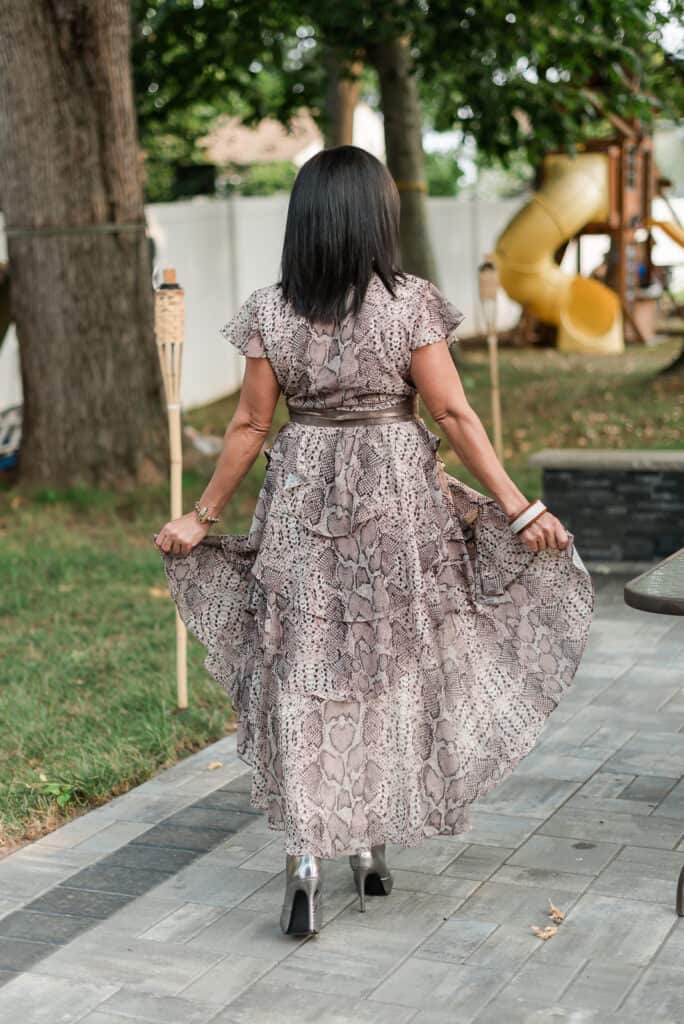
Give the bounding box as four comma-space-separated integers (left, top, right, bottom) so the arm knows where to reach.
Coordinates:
519, 510, 569, 553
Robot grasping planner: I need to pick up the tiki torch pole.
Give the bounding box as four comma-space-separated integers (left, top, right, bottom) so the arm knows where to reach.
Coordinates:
154, 268, 188, 711
478, 258, 504, 464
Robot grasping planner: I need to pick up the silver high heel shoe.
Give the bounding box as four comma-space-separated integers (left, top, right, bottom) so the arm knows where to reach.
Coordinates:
349, 843, 394, 912
280, 853, 323, 936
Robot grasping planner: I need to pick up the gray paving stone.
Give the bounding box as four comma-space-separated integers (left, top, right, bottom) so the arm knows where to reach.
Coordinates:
265, 919, 418, 998
476, 776, 580, 818
0, 859, 82, 903
650, 916, 684, 969
489, 958, 580, 1006
0, 971, 17, 990
470, 997, 647, 1023
0, 972, 118, 1023
94, 893, 187, 937
97, 792, 201, 824
187, 907, 309, 959
620, 964, 684, 1019
151, 861, 274, 908
604, 732, 684, 776
441, 843, 515, 881
392, 868, 479, 898
577, 770, 635, 798
61, 862, 172, 897
64, 820, 151, 854
209, 981, 417, 1023
561, 791, 662, 817
193, 789, 260, 815
131, 823, 232, 853
384, 837, 467, 873
31, 932, 223, 994
453, 880, 578, 927
368, 956, 507, 1017
219, 773, 253, 794
179, 952, 277, 1005
142, 902, 226, 943
0, 898, 21, 922
528, 893, 674, 967
164, 806, 256, 834
236, 841, 288, 875
653, 777, 684, 819
0, 909, 93, 944
25, 885, 133, 919
539, 804, 684, 849
508, 751, 606, 782
333, 888, 462, 937
415, 916, 497, 963
0, 937, 54, 972
588, 845, 684, 904
505, 834, 620, 876
491, 864, 593, 895
101, 842, 198, 874
467, 921, 546, 971
96, 987, 217, 1023
461, 811, 540, 848
558, 959, 643, 1011
202, 832, 283, 867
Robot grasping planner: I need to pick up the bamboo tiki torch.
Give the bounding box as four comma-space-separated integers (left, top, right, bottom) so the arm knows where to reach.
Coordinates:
154, 268, 188, 711
478, 258, 504, 464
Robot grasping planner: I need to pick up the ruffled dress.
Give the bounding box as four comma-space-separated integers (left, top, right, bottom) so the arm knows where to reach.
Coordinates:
158, 272, 594, 858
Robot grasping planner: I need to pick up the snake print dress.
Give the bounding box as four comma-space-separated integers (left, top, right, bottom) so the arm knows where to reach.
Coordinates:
158, 272, 594, 858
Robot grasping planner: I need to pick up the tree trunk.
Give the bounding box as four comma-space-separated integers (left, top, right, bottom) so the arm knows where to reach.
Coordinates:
0, 1, 167, 489
324, 51, 362, 147
366, 35, 438, 283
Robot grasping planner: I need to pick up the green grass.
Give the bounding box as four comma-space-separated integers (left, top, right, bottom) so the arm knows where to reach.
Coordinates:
1, 337, 681, 848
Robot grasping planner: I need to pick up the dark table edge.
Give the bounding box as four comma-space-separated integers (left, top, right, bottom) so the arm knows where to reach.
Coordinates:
623, 547, 684, 617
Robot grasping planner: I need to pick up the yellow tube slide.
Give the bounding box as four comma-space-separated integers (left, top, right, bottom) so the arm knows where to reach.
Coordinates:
494, 153, 623, 354
646, 219, 684, 249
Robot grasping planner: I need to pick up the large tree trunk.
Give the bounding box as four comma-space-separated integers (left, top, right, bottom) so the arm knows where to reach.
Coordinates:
0, 1, 167, 489
324, 51, 363, 147
367, 35, 438, 283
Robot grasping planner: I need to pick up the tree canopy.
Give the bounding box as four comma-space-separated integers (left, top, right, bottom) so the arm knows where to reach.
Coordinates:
133, 0, 684, 168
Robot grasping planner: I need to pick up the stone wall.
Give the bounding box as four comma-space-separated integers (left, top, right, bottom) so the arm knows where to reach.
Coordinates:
529, 450, 684, 563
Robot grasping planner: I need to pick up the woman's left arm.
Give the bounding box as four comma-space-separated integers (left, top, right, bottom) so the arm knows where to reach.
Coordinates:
155, 355, 281, 555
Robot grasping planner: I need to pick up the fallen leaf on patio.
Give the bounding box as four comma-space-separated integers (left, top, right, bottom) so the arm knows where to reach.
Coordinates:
548, 900, 565, 922
531, 925, 558, 940
207, 761, 223, 771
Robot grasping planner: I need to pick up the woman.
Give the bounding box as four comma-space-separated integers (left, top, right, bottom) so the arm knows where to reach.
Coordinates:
155, 145, 594, 939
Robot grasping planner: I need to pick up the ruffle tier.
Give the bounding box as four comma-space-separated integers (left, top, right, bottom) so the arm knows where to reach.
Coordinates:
158, 421, 594, 855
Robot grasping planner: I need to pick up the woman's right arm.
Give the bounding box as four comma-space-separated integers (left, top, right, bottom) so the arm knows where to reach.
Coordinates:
410, 339, 569, 552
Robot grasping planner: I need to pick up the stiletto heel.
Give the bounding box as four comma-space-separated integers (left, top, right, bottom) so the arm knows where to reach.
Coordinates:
280, 853, 323, 936
349, 843, 394, 913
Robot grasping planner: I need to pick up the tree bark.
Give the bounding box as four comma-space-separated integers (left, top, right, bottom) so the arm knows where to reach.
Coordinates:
324, 51, 363, 148
0, 1, 167, 489
366, 35, 438, 283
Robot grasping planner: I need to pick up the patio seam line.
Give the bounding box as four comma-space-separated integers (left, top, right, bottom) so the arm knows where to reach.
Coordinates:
0, 768, 257, 984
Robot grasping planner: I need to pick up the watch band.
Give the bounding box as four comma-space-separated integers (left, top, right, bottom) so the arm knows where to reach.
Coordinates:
510, 500, 547, 534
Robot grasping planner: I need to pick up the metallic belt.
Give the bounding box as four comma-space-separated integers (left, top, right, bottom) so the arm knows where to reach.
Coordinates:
287, 395, 418, 427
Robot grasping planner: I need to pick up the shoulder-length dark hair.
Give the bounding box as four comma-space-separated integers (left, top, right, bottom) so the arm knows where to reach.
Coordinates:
279, 145, 405, 325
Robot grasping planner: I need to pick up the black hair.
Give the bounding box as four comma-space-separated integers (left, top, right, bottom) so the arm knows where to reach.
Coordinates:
279, 145, 405, 325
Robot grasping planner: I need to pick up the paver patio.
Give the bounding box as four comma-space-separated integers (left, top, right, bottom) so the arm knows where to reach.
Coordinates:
1, 573, 684, 1023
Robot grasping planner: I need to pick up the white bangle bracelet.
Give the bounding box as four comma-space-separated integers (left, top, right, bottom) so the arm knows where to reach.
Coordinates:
510, 500, 547, 534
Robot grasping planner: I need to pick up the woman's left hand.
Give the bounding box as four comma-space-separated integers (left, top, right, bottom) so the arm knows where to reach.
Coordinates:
155, 512, 210, 556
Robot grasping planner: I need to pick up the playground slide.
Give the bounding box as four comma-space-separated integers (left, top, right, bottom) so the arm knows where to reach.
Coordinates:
494, 153, 623, 354
646, 219, 684, 249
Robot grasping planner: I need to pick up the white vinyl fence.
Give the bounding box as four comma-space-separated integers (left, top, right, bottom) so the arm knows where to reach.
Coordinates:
1, 195, 682, 413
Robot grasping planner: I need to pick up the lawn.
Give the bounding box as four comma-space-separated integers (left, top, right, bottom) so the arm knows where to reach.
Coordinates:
1, 337, 681, 849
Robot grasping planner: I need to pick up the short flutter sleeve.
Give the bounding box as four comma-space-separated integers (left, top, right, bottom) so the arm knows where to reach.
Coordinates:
410, 279, 465, 351
220, 290, 268, 358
